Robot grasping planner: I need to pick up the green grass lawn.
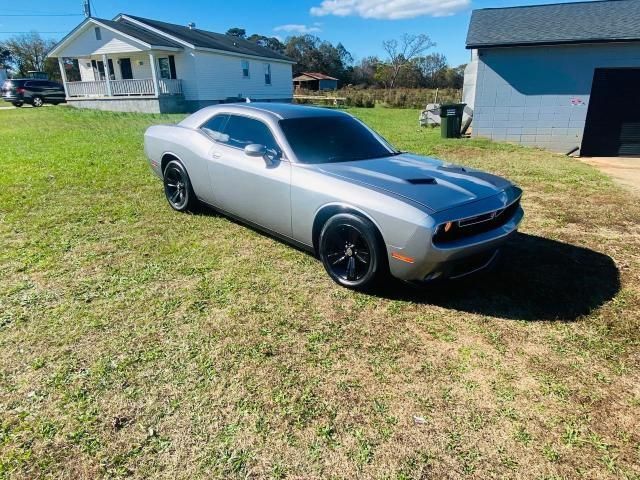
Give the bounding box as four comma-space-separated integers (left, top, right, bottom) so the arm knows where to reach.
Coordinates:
0, 106, 638, 479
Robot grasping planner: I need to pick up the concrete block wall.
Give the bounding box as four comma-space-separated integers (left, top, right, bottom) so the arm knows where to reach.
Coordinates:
470, 43, 640, 153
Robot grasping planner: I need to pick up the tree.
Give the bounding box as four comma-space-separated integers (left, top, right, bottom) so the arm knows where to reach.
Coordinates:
3, 32, 58, 78
382, 34, 435, 88
246, 34, 285, 53
0, 44, 12, 70
225, 28, 246, 38
414, 53, 447, 87
284, 35, 352, 82
349, 56, 380, 86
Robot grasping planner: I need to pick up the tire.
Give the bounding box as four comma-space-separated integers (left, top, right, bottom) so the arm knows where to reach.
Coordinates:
163, 159, 197, 212
318, 213, 387, 291
12, 102, 23, 107
31, 96, 44, 107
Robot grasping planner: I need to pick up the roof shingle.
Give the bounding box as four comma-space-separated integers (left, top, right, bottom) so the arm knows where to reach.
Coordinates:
466, 0, 640, 48
122, 15, 293, 62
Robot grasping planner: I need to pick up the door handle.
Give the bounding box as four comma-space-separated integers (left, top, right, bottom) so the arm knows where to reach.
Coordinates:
211, 151, 221, 159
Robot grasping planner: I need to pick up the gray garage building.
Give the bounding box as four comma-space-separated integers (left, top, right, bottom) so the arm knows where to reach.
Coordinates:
463, 0, 640, 156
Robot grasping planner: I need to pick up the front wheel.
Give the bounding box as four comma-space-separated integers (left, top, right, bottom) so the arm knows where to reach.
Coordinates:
318, 213, 387, 291
163, 160, 197, 212
31, 96, 44, 107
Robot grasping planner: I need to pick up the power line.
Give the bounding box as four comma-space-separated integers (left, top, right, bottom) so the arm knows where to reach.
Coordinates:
0, 31, 67, 34
0, 14, 83, 17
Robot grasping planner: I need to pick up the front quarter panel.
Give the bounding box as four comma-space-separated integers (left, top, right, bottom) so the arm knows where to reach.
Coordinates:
290, 165, 435, 279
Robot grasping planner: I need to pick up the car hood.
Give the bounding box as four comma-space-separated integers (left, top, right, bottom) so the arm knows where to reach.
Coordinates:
310, 153, 513, 213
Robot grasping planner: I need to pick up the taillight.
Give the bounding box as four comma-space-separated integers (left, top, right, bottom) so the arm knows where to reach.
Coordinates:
16, 87, 26, 94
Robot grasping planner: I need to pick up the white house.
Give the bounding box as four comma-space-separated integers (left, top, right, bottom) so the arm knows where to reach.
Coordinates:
47, 14, 295, 113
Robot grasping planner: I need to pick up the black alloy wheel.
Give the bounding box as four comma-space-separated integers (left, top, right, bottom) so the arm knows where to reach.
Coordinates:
319, 213, 386, 290
163, 160, 196, 212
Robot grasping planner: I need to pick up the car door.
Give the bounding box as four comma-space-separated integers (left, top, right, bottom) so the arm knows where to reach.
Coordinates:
45, 81, 64, 102
203, 114, 292, 237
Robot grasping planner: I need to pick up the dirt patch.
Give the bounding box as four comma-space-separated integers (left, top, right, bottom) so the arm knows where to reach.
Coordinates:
580, 157, 640, 195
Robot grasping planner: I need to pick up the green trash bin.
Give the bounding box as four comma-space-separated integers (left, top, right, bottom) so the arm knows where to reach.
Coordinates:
440, 103, 466, 138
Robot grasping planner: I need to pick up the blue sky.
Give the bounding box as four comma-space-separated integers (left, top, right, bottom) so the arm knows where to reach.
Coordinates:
1, 0, 586, 66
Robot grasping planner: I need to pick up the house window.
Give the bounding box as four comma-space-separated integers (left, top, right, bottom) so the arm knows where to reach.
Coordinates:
264, 63, 271, 85
158, 56, 177, 80
94, 27, 102, 40
241, 60, 249, 78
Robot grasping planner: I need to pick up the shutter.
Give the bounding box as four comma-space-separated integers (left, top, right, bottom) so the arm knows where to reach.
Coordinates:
168, 55, 177, 80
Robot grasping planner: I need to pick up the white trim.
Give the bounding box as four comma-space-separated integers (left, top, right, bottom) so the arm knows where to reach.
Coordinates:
117, 14, 195, 48
48, 18, 152, 58
102, 54, 112, 96
58, 58, 69, 98
149, 52, 159, 97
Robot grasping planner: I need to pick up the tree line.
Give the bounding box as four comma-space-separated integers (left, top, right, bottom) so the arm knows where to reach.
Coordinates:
1, 29, 465, 90
225, 28, 464, 89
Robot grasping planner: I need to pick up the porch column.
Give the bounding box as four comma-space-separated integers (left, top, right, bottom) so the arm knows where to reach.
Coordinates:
149, 52, 159, 97
57, 58, 69, 99
102, 54, 112, 97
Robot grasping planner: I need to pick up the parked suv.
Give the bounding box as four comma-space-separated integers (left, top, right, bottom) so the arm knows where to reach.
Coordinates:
1, 79, 66, 107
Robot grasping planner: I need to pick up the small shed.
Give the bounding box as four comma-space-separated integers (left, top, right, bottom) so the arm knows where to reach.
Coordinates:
293, 72, 338, 91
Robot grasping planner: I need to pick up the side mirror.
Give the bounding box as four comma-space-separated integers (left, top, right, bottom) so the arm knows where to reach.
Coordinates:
244, 143, 267, 157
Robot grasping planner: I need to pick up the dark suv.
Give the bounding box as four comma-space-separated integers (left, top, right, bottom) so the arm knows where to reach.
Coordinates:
1, 79, 66, 107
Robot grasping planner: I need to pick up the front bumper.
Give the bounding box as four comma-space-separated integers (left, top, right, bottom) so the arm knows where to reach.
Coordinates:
387, 188, 524, 282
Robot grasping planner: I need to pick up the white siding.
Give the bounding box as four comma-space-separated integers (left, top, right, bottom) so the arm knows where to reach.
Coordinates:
172, 51, 198, 100
192, 51, 292, 101
56, 23, 146, 58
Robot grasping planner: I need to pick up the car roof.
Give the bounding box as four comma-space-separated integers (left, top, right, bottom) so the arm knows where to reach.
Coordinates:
180, 102, 350, 128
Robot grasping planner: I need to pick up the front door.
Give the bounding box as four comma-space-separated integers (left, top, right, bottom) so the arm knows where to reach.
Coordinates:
204, 114, 292, 236
119, 58, 133, 80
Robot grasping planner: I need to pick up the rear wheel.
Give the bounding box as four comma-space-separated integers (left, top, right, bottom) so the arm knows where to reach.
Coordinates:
31, 96, 44, 107
163, 160, 197, 212
12, 102, 23, 107
319, 213, 387, 291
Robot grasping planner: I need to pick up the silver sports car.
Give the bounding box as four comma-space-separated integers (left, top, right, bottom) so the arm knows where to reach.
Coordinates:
144, 103, 523, 290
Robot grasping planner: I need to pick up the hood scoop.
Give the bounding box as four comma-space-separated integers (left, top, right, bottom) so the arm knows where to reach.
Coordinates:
406, 177, 437, 185
439, 165, 467, 173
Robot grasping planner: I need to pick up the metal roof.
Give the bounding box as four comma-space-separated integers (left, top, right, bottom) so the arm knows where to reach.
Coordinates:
122, 15, 294, 62
466, 0, 640, 48
294, 72, 339, 81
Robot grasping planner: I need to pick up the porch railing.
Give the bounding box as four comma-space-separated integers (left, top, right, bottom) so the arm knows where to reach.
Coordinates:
111, 79, 155, 96
67, 80, 107, 97
158, 78, 183, 95
66, 78, 183, 97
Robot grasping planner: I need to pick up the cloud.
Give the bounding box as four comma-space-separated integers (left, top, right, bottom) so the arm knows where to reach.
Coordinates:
310, 0, 470, 19
274, 24, 322, 34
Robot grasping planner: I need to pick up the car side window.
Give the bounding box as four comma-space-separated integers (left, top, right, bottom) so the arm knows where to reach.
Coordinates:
201, 114, 230, 142
220, 115, 278, 151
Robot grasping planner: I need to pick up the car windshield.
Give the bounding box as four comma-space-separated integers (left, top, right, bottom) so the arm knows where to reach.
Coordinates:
279, 115, 399, 164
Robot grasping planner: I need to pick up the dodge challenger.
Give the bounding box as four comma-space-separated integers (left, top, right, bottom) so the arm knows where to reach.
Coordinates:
144, 103, 523, 290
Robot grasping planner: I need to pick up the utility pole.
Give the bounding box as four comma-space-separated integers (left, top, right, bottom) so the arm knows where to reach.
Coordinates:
83, 0, 92, 18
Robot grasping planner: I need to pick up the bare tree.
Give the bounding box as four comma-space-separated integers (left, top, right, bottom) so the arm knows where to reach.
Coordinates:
382, 34, 435, 88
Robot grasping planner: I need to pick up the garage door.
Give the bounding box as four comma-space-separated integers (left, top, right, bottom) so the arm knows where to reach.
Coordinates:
581, 68, 640, 157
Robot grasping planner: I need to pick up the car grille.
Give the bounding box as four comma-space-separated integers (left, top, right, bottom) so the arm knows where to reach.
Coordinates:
432, 198, 520, 244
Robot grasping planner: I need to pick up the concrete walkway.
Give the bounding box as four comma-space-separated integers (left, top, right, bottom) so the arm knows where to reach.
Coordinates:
581, 157, 640, 195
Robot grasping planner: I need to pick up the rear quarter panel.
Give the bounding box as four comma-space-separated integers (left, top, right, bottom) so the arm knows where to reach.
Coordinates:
144, 125, 215, 204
